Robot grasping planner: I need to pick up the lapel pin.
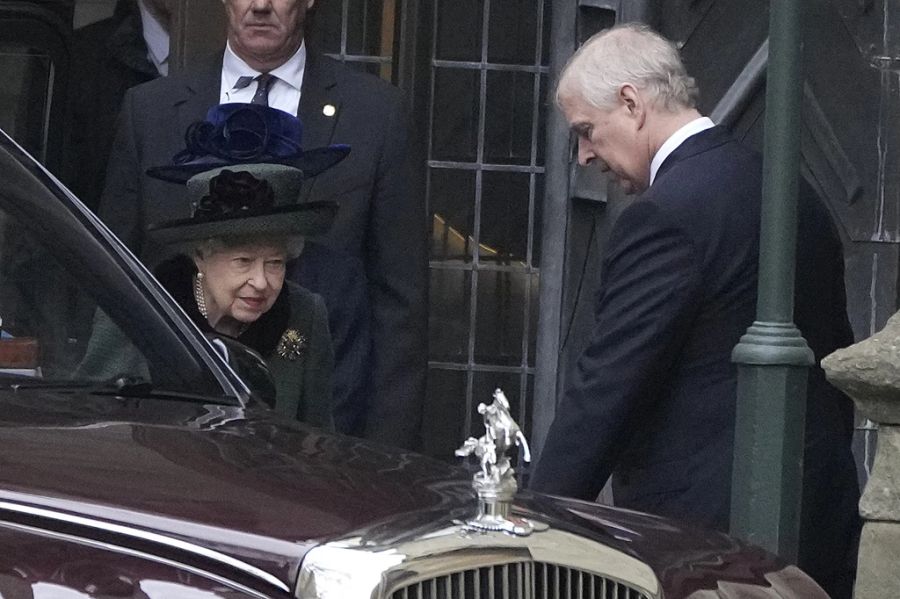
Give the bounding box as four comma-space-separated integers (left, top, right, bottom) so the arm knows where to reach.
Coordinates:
322, 104, 336, 117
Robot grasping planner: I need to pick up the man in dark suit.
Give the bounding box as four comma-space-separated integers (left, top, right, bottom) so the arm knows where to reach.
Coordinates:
65, 0, 167, 211
530, 24, 859, 598
97, 0, 426, 448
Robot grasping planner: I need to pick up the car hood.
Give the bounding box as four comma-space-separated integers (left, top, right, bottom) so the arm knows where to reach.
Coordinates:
0, 391, 816, 598
0, 391, 473, 592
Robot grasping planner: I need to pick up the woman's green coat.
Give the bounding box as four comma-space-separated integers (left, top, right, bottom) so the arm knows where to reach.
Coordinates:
262, 282, 334, 428
77, 255, 334, 430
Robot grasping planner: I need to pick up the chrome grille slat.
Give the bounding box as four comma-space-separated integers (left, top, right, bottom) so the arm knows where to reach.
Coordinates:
502, 564, 509, 599
390, 561, 651, 599
525, 561, 533, 599
541, 562, 548, 599
553, 564, 559, 599
516, 562, 523, 599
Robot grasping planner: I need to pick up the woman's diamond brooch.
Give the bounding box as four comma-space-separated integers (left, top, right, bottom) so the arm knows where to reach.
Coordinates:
276, 329, 308, 361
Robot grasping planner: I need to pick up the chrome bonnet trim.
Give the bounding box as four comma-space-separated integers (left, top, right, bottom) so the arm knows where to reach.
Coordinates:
0, 500, 290, 594
296, 524, 660, 599
0, 519, 274, 599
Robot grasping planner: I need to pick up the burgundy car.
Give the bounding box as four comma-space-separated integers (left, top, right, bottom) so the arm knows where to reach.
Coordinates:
0, 129, 826, 598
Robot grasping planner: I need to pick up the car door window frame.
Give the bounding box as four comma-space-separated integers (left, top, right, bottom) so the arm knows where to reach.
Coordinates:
0, 131, 247, 403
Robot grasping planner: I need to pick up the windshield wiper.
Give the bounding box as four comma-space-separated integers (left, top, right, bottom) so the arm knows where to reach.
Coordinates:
91, 377, 236, 405
4, 376, 236, 405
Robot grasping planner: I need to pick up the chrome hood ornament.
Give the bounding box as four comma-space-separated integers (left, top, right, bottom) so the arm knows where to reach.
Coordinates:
455, 388, 546, 536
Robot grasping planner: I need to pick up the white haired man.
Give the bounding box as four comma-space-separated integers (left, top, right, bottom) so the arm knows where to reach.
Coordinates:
530, 23, 859, 598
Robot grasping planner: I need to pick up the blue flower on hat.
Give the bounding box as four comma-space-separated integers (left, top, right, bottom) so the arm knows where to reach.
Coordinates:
146, 103, 349, 184
175, 104, 303, 165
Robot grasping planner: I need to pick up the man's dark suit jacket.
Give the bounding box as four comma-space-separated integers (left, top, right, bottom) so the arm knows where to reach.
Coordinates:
64, 0, 157, 211
288, 242, 371, 436
531, 126, 860, 598
97, 50, 427, 449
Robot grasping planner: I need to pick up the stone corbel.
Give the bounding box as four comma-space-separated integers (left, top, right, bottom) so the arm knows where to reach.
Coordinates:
822, 311, 900, 599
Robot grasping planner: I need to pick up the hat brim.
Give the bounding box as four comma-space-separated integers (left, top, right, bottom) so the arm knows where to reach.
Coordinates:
146, 145, 350, 184
146, 200, 338, 247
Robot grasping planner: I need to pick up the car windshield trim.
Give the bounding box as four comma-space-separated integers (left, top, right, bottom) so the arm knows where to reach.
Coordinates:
0, 129, 251, 406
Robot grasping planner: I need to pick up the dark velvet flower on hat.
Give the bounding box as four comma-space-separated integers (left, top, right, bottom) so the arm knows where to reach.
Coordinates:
193, 170, 275, 221
146, 104, 349, 184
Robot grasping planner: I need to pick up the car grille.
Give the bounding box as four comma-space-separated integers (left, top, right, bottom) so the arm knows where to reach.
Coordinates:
390, 562, 652, 599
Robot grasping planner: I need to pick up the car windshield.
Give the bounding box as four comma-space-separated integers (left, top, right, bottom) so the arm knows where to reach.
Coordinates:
0, 133, 237, 403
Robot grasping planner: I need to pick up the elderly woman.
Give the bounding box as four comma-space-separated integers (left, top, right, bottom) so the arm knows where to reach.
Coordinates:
78, 103, 349, 429
145, 104, 349, 429
149, 162, 338, 429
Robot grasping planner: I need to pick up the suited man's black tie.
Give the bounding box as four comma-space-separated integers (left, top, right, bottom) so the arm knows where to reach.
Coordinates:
234, 73, 276, 106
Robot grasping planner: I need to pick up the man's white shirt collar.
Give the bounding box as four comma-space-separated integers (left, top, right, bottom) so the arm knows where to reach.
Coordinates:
220, 42, 306, 115
138, 0, 169, 76
649, 116, 715, 186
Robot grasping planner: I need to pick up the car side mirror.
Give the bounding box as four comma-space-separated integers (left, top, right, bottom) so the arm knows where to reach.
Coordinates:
206, 334, 277, 408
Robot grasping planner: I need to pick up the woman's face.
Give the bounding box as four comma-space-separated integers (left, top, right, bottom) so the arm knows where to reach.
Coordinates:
194, 242, 287, 332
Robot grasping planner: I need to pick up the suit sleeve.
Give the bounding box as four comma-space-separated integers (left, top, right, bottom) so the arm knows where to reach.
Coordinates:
97, 88, 144, 252
530, 201, 702, 500
362, 95, 428, 449
288, 244, 372, 436
323, 254, 372, 437
302, 293, 336, 431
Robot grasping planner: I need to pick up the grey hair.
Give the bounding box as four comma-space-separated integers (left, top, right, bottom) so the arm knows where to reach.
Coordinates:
557, 23, 698, 112
193, 234, 306, 261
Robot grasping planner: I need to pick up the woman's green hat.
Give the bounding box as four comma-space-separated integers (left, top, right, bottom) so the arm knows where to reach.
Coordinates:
146, 163, 337, 247
146, 104, 349, 247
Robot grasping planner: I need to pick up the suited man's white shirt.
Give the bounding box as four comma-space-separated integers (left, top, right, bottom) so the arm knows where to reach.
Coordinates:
220, 42, 305, 115
649, 116, 715, 186
137, 0, 169, 76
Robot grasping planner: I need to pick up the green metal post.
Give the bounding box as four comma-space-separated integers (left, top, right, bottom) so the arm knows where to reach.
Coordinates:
729, 0, 814, 562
